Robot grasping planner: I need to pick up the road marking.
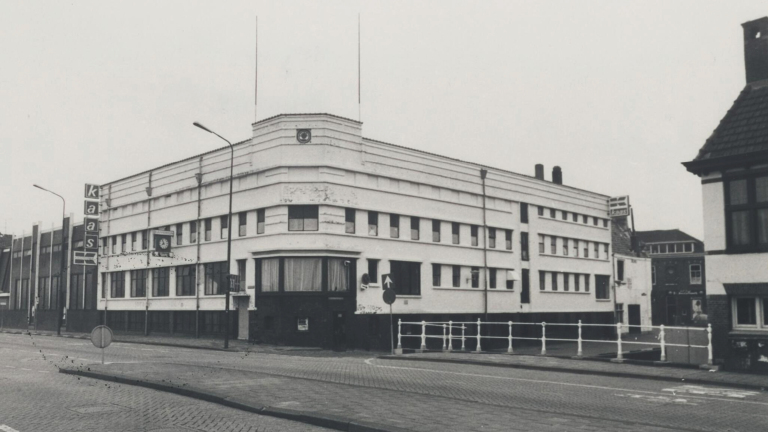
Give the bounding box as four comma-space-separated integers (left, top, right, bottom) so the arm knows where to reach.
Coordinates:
364, 358, 768, 407
662, 385, 760, 399
0, 425, 19, 432
615, 393, 698, 405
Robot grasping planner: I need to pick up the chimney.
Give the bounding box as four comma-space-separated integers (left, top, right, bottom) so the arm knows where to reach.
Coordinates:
552, 166, 562, 185
534, 164, 544, 180
742, 17, 768, 84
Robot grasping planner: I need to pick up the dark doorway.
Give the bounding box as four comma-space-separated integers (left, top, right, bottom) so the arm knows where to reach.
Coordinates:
628, 305, 641, 334
332, 311, 346, 351
666, 300, 678, 326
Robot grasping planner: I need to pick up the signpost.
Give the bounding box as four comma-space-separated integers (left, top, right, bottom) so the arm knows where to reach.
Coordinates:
382, 274, 396, 355
73, 251, 98, 266
90, 325, 113, 364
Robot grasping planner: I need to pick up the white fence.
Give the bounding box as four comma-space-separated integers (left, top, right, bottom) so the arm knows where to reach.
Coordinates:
395, 319, 713, 366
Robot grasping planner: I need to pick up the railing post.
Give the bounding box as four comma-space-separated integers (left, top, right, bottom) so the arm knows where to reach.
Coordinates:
659, 324, 666, 362
541, 322, 547, 355
507, 321, 513, 354
461, 324, 466, 351
475, 318, 482, 353
420, 320, 427, 351
707, 324, 713, 366
397, 319, 402, 350
448, 321, 453, 352
577, 320, 583, 357
442, 324, 447, 351
616, 322, 623, 361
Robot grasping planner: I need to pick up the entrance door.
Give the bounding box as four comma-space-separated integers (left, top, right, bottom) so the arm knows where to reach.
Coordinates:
628, 305, 641, 334
332, 311, 346, 351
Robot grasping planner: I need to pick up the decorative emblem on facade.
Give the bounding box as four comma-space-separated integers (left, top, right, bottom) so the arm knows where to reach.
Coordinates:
296, 129, 311, 144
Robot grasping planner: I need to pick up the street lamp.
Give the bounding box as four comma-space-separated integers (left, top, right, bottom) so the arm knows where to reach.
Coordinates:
33, 184, 66, 336
193, 121, 234, 348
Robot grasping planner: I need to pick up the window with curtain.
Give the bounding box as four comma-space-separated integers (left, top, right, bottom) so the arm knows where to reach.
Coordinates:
176, 265, 196, 296
327, 258, 350, 292
284, 258, 322, 291
260, 258, 280, 292
725, 175, 768, 252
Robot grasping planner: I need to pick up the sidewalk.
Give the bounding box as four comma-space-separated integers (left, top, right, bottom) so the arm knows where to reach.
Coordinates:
381, 351, 768, 391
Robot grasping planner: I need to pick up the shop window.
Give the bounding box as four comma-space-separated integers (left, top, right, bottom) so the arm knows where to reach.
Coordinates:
260, 258, 280, 292
288, 205, 319, 231
285, 258, 322, 291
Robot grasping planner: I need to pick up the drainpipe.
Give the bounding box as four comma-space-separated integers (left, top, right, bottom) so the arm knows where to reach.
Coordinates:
195, 157, 203, 338
480, 168, 489, 323
145, 172, 152, 336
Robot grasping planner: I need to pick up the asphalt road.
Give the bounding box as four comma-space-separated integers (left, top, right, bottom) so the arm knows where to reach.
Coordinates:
1, 332, 767, 432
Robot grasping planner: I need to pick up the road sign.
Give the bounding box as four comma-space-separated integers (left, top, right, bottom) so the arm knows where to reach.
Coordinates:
91, 325, 113, 364
84, 184, 100, 200
73, 251, 97, 266
85, 234, 99, 250
383, 288, 396, 305
84, 201, 99, 216
84, 217, 99, 233
382, 273, 395, 290
609, 196, 630, 218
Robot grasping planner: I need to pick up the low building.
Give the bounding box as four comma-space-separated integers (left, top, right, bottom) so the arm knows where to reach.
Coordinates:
683, 17, 768, 372
95, 113, 618, 350
635, 230, 706, 327
612, 219, 652, 334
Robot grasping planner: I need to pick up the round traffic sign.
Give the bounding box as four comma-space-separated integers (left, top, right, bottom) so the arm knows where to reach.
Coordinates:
383, 288, 396, 305
91, 325, 114, 349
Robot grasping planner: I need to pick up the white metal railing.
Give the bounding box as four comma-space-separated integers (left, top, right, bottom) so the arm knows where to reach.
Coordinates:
396, 319, 713, 366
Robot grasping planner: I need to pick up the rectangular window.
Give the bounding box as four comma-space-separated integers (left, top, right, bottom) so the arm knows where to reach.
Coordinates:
432, 220, 441, 242
390, 260, 421, 295
471, 267, 479, 288
583, 241, 589, 258
735, 297, 757, 326
111, 236, 116, 254
488, 228, 496, 248
551, 272, 558, 291
285, 258, 322, 292
288, 205, 319, 231
725, 175, 768, 251
327, 258, 350, 292
237, 260, 246, 290
520, 202, 529, 223
471, 226, 478, 246
539, 271, 546, 290
452, 222, 460, 244
582, 215, 588, 224
204, 219, 211, 241
539, 235, 545, 254
345, 208, 356, 234
390, 214, 400, 238
190, 222, 197, 243
102, 238, 108, 255
584, 274, 590, 292
563, 273, 569, 291
505, 229, 512, 250
573, 239, 579, 257
432, 264, 441, 287
452, 265, 461, 287
176, 224, 183, 245
121, 234, 126, 252
176, 265, 196, 296
604, 243, 609, 258
220, 215, 229, 239
593, 217, 598, 226
520, 232, 529, 261
238, 212, 247, 237
143, 230, 149, 249
562, 211, 567, 221
152, 268, 170, 297
617, 260, 625, 282
257, 209, 266, 234
538, 206, 544, 216
574, 274, 580, 292
616, 303, 624, 324
563, 238, 568, 255
652, 266, 656, 285
411, 217, 420, 240
367, 259, 379, 285
130, 269, 147, 297
260, 258, 279, 292
521, 269, 530, 303
489, 268, 497, 289
594, 242, 600, 259
689, 264, 702, 285
551, 236, 557, 254
110, 272, 124, 298
684, 243, 693, 253
596, 275, 609, 299
603, 219, 609, 228
204, 262, 228, 295
572, 213, 578, 222
368, 211, 378, 236
549, 208, 556, 218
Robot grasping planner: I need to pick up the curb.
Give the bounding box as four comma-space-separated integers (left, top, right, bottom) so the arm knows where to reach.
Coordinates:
59, 368, 411, 432
378, 355, 768, 392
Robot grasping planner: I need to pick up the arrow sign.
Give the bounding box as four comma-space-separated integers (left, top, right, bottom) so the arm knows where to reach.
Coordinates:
382, 273, 394, 289
73, 251, 98, 266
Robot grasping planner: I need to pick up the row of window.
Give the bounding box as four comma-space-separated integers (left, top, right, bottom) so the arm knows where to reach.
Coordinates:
104, 262, 235, 298
650, 264, 702, 285
538, 271, 610, 299
430, 264, 515, 289
537, 206, 609, 228
645, 243, 695, 254
733, 297, 768, 330
10, 274, 96, 311
537, 235, 609, 260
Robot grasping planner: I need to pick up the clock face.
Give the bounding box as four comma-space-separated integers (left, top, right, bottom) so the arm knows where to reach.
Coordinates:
159, 238, 169, 249
296, 129, 311, 144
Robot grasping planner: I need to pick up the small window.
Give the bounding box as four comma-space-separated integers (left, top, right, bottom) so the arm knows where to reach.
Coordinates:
297, 318, 309, 332
685, 243, 693, 253
204, 219, 212, 241
345, 208, 355, 234
574, 274, 580, 292
520, 203, 529, 224
190, 221, 198, 243
538, 235, 545, 254
520, 232, 529, 261
549, 208, 556, 218
390, 214, 400, 238
132, 232, 137, 251
257, 209, 265, 234
368, 212, 378, 236
452, 265, 461, 287
604, 243, 609, 258
562, 238, 568, 256
176, 224, 183, 245
603, 219, 608, 228
735, 297, 757, 326
573, 239, 579, 257
471, 225, 478, 246
615, 303, 624, 324
368, 259, 379, 284
432, 264, 441, 287
572, 213, 578, 222
582, 215, 588, 224
111, 236, 116, 254
652, 266, 656, 285
617, 260, 625, 282
538, 206, 544, 216
563, 273, 570, 291
411, 217, 420, 240
489, 268, 497, 289
561, 211, 567, 221
584, 274, 590, 292
505, 229, 512, 250
488, 228, 496, 248
238, 211, 247, 237
594, 242, 600, 259
471, 267, 479, 288
506, 270, 515, 290
689, 264, 702, 285
583, 241, 589, 258
288, 205, 319, 231
551, 236, 557, 254
539, 271, 546, 290
551, 272, 558, 291
452, 223, 460, 244
432, 220, 441, 242
121, 234, 126, 252
593, 217, 598, 226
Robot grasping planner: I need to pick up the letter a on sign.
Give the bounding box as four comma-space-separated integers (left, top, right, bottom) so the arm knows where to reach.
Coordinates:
84, 201, 99, 216
84, 217, 99, 233
84, 184, 100, 199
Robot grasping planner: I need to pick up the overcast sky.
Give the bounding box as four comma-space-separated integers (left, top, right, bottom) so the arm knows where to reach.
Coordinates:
2, 0, 767, 239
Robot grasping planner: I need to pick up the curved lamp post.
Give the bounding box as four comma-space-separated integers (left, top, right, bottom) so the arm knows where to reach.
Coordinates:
193, 122, 234, 348
33, 184, 66, 336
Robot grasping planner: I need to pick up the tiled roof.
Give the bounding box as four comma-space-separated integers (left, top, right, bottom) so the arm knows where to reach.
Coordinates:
611, 221, 639, 256
635, 229, 701, 244
685, 84, 768, 172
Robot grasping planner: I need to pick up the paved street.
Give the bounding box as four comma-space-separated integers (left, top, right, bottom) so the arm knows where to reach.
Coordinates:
1, 333, 767, 431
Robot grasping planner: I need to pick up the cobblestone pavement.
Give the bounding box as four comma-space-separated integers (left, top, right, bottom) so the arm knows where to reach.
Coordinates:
3, 332, 768, 432
0, 334, 328, 432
